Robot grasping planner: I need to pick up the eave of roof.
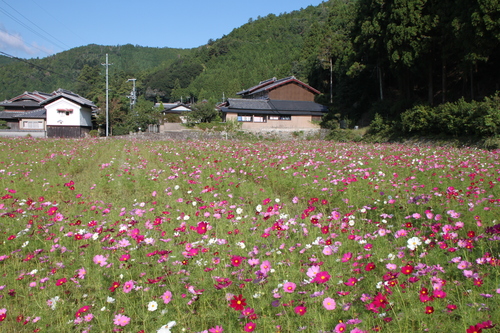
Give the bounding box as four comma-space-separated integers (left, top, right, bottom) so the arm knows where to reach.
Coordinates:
41, 89, 96, 108
237, 76, 321, 96
220, 98, 328, 116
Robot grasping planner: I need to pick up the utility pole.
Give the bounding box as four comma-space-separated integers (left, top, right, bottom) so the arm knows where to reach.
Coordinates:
102, 54, 112, 137
330, 57, 333, 104
127, 78, 137, 112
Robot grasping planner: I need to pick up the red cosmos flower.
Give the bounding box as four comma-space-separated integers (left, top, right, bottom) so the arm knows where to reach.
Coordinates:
313, 271, 331, 284
446, 304, 457, 312
473, 278, 483, 287
365, 262, 376, 271
230, 255, 243, 267
109, 281, 121, 292
75, 305, 90, 318
424, 306, 434, 314
401, 264, 414, 275
294, 305, 307, 316
7, 235, 16, 240
372, 292, 389, 309
55, 278, 67, 286
229, 294, 246, 311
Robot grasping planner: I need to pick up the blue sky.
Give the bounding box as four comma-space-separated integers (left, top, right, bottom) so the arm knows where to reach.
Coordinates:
0, 0, 326, 59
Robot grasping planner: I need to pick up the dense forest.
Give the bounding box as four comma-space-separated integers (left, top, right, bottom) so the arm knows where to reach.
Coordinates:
1, 0, 500, 135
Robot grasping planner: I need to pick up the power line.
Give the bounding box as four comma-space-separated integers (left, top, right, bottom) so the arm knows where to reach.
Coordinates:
0, 0, 69, 51
0, 50, 89, 85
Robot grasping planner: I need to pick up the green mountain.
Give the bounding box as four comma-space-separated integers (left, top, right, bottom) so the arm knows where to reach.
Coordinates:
2, 0, 500, 134
0, 44, 192, 101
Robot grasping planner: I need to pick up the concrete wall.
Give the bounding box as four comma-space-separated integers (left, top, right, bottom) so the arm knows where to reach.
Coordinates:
0, 130, 46, 138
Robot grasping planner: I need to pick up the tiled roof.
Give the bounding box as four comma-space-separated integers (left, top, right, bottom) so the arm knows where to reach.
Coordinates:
41, 88, 96, 108
0, 108, 46, 119
221, 98, 327, 116
237, 76, 321, 96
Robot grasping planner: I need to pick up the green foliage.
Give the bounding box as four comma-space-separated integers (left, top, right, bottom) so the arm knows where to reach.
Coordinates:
400, 93, 500, 137
0, 120, 9, 129
185, 101, 220, 124
89, 130, 99, 137
161, 113, 182, 123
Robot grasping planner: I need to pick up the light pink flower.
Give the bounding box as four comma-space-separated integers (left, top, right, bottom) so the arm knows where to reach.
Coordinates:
323, 297, 336, 310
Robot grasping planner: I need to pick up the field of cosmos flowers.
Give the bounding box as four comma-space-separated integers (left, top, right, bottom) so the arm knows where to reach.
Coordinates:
0, 137, 499, 333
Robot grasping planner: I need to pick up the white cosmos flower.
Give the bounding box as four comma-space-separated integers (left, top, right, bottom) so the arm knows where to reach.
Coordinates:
407, 237, 422, 250
148, 300, 158, 311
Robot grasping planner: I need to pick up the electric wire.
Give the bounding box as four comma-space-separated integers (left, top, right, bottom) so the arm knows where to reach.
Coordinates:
0, 50, 90, 86
0, 0, 69, 52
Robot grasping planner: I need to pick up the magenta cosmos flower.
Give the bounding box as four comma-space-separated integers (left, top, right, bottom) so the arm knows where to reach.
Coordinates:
313, 271, 331, 284
244, 322, 256, 332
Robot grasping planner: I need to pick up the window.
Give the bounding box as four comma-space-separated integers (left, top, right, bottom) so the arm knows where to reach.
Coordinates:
22, 121, 43, 129
57, 108, 73, 116
269, 115, 291, 120
253, 115, 266, 123
237, 115, 252, 122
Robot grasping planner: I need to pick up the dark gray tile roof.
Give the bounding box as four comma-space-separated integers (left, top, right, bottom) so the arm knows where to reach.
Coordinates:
221, 98, 328, 116
0, 108, 46, 119
41, 88, 96, 108
237, 76, 321, 96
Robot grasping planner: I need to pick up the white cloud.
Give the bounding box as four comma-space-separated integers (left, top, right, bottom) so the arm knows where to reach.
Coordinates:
0, 25, 54, 58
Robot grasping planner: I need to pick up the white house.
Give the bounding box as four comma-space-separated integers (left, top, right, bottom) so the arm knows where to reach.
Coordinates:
42, 89, 96, 138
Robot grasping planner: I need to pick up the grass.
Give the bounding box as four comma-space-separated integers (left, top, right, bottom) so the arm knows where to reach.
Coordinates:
0, 137, 498, 333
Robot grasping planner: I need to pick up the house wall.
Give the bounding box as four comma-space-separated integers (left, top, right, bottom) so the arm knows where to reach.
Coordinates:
268, 83, 315, 102
45, 99, 92, 127
225, 113, 319, 130
19, 118, 45, 130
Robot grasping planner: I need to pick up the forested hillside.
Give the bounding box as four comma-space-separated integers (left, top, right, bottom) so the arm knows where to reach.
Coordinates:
1, 0, 500, 135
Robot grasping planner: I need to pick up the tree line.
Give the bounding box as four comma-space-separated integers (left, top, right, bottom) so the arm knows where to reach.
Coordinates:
1, 0, 499, 135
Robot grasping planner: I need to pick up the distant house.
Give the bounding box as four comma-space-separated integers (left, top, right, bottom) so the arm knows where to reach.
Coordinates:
156, 102, 192, 123
0, 91, 51, 131
42, 89, 96, 138
0, 89, 96, 138
220, 76, 327, 130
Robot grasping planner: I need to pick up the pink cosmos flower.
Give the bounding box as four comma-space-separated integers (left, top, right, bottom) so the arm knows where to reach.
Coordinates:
323, 297, 336, 310
113, 314, 130, 326
209, 326, 224, 333
306, 265, 320, 279
341, 252, 352, 262
123, 280, 135, 293
283, 282, 296, 293
161, 290, 172, 304
260, 260, 271, 275
93, 254, 108, 267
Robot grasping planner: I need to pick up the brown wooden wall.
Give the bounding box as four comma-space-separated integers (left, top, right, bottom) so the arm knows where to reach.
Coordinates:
268, 83, 315, 101
47, 126, 90, 138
